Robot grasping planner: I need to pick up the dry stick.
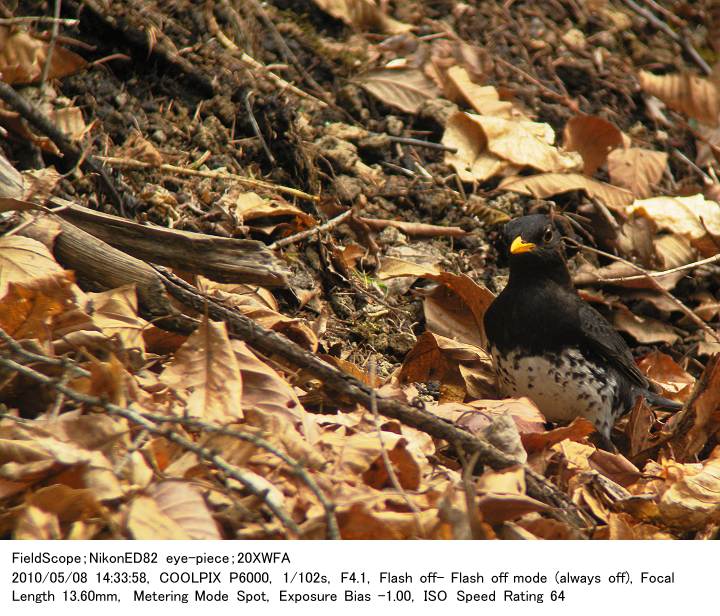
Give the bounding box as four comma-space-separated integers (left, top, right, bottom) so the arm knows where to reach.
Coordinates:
567, 239, 720, 342
595, 253, 720, 283
243, 90, 276, 165
243, 0, 327, 100
0, 16, 79, 26
0, 81, 126, 213
0, 354, 302, 537
494, 56, 581, 113
135, 414, 340, 540
269, 209, 353, 250
367, 359, 423, 534
359, 217, 468, 238
96, 156, 319, 202
620, 0, 711, 75
155, 268, 592, 530
79, 0, 215, 97
385, 135, 457, 153
39, 0, 62, 97
204, 2, 326, 108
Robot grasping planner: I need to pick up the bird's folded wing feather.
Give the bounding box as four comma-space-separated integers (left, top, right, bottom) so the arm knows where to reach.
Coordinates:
577, 301, 648, 388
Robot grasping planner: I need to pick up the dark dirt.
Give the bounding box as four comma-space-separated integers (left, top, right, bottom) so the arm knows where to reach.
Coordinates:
3, 0, 718, 376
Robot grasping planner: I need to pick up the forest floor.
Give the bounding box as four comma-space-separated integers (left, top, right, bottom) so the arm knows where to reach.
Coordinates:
0, 0, 719, 539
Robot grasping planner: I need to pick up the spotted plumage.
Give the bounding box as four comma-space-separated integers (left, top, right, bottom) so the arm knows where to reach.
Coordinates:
483, 214, 681, 445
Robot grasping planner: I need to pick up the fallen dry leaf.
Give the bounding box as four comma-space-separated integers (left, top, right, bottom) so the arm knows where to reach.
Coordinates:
607, 147, 668, 198
358, 67, 440, 114
0, 235, 69, 298
159, 316, 243, 422
312, 0, 412, 34
627, 194, 720, 256
563, 114, 624, 175
0, 26, 87, 84
444, 66, 520, 118
148, 481, 221, 540
638, 70, 720, 127
499, 172, 634, 209
613, 307, 679, 345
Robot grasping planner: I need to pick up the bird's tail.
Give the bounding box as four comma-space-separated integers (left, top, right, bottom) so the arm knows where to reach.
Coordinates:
643, 389, 683, 410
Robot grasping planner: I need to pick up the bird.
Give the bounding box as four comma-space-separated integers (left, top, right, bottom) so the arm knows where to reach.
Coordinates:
483, 213, 681, 447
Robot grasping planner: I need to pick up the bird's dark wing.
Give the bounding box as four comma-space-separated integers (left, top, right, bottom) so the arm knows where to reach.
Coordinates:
576, 300, 648, 389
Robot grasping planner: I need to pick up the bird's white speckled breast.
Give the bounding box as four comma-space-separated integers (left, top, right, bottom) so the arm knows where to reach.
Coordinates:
490, 346, 619, 437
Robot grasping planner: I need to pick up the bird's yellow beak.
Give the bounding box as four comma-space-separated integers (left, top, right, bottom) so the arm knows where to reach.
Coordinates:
510, 236, 536, 254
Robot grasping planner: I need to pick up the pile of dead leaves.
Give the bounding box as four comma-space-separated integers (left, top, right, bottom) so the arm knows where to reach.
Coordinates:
0, 0, 719, 540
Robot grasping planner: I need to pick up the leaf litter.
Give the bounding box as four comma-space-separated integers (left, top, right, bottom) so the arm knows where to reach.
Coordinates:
0, 0, 718, 540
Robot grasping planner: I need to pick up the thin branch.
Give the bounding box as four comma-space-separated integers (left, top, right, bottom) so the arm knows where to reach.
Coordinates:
135, 414, 340, 540
0, 81, 127, 213
96, 156, 319, 202
243, 90, 276, 165
594, 253, 720, 283
269, 208, 353, 250
368, 359, 423, 533
0, 354, 302, 537
567, 239, 720, 342
620, 0, 711, 74
39, 0, 62, 96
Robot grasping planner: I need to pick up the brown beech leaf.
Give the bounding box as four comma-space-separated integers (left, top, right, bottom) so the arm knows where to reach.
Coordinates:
657, 456, 720, 530
312, 0, 412, 34
0, 282, 67, 342
499, 173, 634, 209
444, 66, 519, 118
399, 331, 490, 398
126, 495, 191, 540
638, 70, 720, 127
87, 285, 146, 354
562, 114, 624, 175
220, 190, 316, 236
443, 114, 513, 182
159, 316, 243, 422
147, 481, 221, 540
475, 467, 549, 523
607, 512, 674, 539
443, 112, 581, 178
637, 350, 694, 402
607, 147, 668, 198
521, 417, 595, 453
232, 340, 305, 424
589, 449, 643, 488
358, 68, 440, 114
14, 506, 61, 539
363, 438, 421, 490
0, 236, 68, 298
627, 194, 720, 256
613, 307, 679, 345
462, 397, 546, 435
625, 397, 655, 458
422, 272, 494, 349
669, 355, 720, 460
0, 27, 87, 84
198, 277, 318, 351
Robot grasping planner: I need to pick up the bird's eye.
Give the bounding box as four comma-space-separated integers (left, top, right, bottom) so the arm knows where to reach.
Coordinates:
543, 227, 553, 242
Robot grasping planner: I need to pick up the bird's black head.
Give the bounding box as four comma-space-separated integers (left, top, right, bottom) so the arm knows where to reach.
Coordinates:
502, 214, 572, 285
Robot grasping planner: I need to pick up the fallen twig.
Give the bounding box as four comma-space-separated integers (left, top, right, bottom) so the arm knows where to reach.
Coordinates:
96, 156, 319, 202
204, 1, 327, 108
155, 267, 593, 530
269, 208, 353, 250
0, 81, 127, 213
568, 239, 720, 342
620, 0, 711, 75
359, 217, 468, 238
